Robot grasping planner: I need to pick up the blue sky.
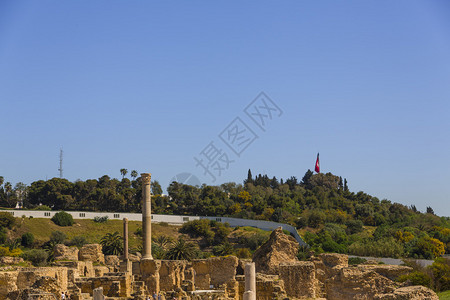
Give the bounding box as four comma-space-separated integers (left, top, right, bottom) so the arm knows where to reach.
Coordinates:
0, 1, 449, 216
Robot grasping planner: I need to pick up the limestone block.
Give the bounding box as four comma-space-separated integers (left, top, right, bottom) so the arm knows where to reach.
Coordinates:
319, 253, 348, 268
374, 285, 439, 300
159, 260, 186, 291
0, 271, 19, 297
105, 255, 120, 267
208, 256, 238, 287
79, 244, 105, 264
192, 260, 210, 290
358, 264, 413, 281
0, 256, 24, 265
54, 244, 79, 261
279, 261, 316, 299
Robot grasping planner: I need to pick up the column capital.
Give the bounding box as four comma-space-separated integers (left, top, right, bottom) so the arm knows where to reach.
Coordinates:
141, 173, 152, 184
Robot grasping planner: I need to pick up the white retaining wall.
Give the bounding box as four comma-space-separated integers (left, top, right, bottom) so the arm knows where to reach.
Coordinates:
2, 209, 307, 246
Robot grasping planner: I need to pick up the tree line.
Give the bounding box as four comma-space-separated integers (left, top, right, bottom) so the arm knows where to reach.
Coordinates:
1, 169, 449, 259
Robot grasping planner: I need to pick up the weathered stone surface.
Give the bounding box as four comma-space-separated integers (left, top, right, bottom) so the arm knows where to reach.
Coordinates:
54, 244, 79, 261
105, 255, 120, 267
192, 259, 210, 290
140, 259, 161, 293
209, 256, 238, 287
79, 244, 105, 264
32, 276, 62, 295
0, 256, 24, 265
7, 288, 56, 300
358, 264, 413, 281
319, 253, 348, 268
374, 285, 439, 300
0, 271, 19, 296
279, 261, 316, 299
252, 227, 299, 275
159, 260, 186, 291
326, 266, 399, 300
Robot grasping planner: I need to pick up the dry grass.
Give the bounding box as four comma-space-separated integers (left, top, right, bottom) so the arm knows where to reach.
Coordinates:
10, 217, 182, 250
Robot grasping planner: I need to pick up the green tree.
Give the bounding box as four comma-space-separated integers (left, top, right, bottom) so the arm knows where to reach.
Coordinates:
165, 238, 198, 260
21, 232, 35, 248
151, 180, 163, 196
130, 170, 138, 180
120, 169, 128, 179
100, 232, 123, 255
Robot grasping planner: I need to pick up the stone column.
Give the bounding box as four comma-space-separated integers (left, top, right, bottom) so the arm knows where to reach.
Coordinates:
243, 262, 256, 300
123, 218, 129, 260
141, 173, 153, 260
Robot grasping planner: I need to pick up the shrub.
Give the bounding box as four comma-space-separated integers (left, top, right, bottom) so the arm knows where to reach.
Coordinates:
94, 216, 108, 223
22, 249, 48, 266
50, 231, 67, 244
51, 211, 74, 226
21, 232, 35, 248
398, 271, 431, 288
0, 228, 6, 244
235, 248, 252, 259
212, 242, 234, 256
346, 220, 364, 235
240, 232, 268, 250
0, 212, 15, 229
67, 236, 88, 248
348, 257, 367, 265
33, 205, 52, 211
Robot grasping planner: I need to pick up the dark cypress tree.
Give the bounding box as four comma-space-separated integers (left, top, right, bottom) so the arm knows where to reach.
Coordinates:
244, 169, 253, 185
338, 176, 343, 190
426, 206, 435, 215
344, 178, 349, 192
301, 170, 313, 189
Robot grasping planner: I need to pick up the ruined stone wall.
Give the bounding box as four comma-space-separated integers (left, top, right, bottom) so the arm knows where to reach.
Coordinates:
279, 261, 316, 299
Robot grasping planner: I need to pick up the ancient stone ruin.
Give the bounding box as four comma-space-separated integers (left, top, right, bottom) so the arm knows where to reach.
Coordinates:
0, 172, 440, 299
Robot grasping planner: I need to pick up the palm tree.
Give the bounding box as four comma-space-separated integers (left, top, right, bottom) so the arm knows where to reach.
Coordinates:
153, 235, 173, 250
130, 170, 138, 180
100, 232, 123, 255
120, 169, 128, 179
165, 238, 198, 261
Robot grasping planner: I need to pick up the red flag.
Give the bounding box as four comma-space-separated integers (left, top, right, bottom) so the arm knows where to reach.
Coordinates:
315, 153, 320, 173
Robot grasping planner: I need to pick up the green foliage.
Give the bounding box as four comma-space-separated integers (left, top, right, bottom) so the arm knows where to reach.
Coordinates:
0, 212, 15, 229
50, 231, 67, 244
33, 205, 52, 211
67, 236, 88, 248
212, 242, 234, 256
235, 248, 252, 259
152, 242, 166, 259
21, 232, 35, 248
346, 220, 364, 235
349, 237, 404, 258
94, 216, 109, 223
100, 232, 123, 255
0, 228, 6, 244
348, 257, 367, 265
238, 232, 269, 250
398, 271, 432, 288
165, 238, 198, 261
51, 211, 74, 226
22, 249, 48, 266
430, 257, 450, 292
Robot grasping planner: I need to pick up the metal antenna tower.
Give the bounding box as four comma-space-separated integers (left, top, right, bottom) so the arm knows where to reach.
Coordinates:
58, 148, 63, 178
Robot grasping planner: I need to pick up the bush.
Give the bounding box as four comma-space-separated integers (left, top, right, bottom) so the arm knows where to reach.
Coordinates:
235, 248, 252, 259
240, 232, 269, 250
346, 220, 364, 235
33, 205, 52, 211
51, 211, 74, 226
398, 271, 432, 288
21, 232, 35, 248
67, 236, 88, 248
50, 231, 67, 244
94, 216, 108, 223
348, 257, 367, 265
0, 246, 23, 257
22, 249, 48, 266
0, 212, 15, 229
0, 228, 6, 244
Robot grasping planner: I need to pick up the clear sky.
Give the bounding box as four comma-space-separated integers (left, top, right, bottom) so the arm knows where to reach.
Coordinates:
1, 1, 449, 216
